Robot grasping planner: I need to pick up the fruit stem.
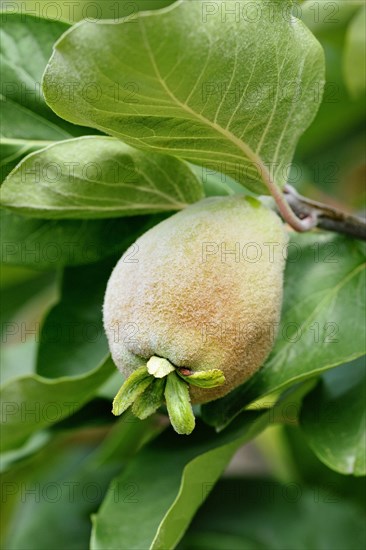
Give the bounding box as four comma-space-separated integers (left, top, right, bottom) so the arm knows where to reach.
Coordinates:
265, 178, 318, 232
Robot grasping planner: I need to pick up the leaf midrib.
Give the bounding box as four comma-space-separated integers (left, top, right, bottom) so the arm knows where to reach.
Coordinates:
1, 137, 56, 146
138, 19, 273, 192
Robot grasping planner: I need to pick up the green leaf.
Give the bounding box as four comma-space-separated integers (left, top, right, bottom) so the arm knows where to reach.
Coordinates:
90, 409, 270, 550
1, 431, 99, 550
0, 208, 166, 269
1, 137, 204, 218
37, 260, 114, 378
0, 266, 56, 338
343, 7, 366, 98
282, 424, 366, 511
202, 233, 366, 429
0, 356, 114, 452
165, 372, 195, 435
1, 0, 177, 23
179, 477, 366, 550
112, 366, 153, 416
1, 416, 161, 550
43, 0, 325, 194
0, 13, 93, 180
300, 357, 366, 476
0, 13, 70, 120
132, 378, 166, 419
0, 97, 68, 182
1, 341, 38, 387
0, 431, 51, 474
194, 164, 246, 198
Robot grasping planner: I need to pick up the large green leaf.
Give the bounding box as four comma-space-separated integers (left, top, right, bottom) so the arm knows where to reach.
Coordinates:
90, 411, 269, 550
0, 13, 94, 180
0, 14, 70, 121
1, 341, 38, 388
36, 260, 115, 378
43, 0, 325, 194
202, 233, 366, 429
1, 415, 162, 550
300, 357, 366, 476
0, 98, 67, 182
282, 423, 366, 511
179, 477, 366, 550
0, 265, 56, 337
1, 137, 203, 218
1, 1, 177, 23
0, 356, 114, 452
0, 208, 166, 269
90, 388, 305, 550
0, 431, 51, 475
192, 162, 246, 197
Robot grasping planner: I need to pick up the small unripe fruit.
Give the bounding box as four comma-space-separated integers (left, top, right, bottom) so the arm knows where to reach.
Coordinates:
104, 196, 288, 433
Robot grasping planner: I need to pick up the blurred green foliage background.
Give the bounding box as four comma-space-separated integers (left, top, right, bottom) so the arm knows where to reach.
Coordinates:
1, 1, 365, 549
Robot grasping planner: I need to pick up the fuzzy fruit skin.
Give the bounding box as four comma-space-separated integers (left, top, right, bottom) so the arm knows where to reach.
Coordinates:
103, 196, 288, 404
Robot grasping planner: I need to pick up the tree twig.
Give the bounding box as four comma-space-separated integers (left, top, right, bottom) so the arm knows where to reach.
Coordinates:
283, 185, 366, 241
